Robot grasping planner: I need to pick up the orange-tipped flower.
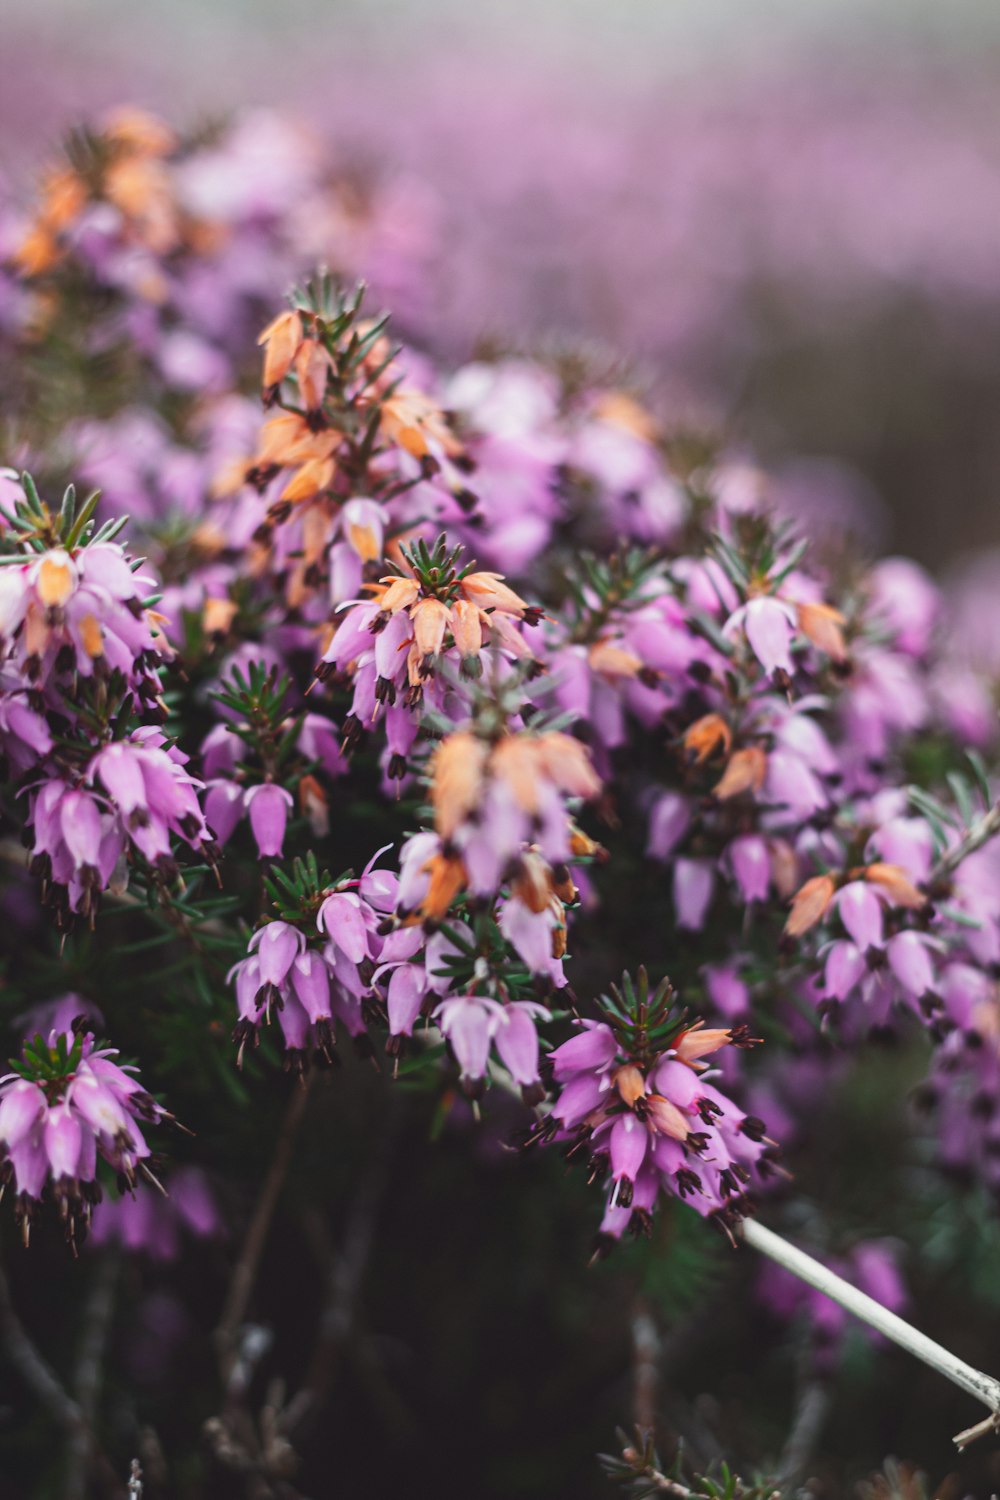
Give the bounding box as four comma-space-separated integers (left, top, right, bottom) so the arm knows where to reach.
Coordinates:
431, 733, 489, 841
459, 571, 534, 619
255, 412, 339, 468
258, 310, 304, 391
784, 873, 837, 938
534, 733, 602, 800
683, 713, 732, 765
280, 457, 334, 505
418, 852, 468, 923
613, 1064, 647, 1108
588, 640, 643, 679
375, 576, 421, 616
645, 1094, 691, 1141
293, 338, 330, 412
864, 862, 927, 909
511, 851, 555, 914
450, 598, 485, 658
380, 389, 460, 460
713, 746, 767, 801
797, 601, 848, 663
411, 598, 451, 662
103, 107, 177, 157
36, 553, 76, 609
491, 736, 543, 813
674, 1022, 732, 1066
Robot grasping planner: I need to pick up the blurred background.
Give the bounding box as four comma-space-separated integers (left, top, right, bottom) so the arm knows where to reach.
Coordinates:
5, 0, 1000, 577
5, 4, 1000, 1496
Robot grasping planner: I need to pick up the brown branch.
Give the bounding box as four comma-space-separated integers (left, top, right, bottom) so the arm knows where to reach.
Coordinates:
0, 1253, 124, 1496
281, 1104, 398, 1436
632, 1296, 661, 1437
66, 1250, 122, 1500
775, 1374, 829, 1493
215, 1073, 316, 1388
930, 801, 1000, 884
0, 1254, 85, 1434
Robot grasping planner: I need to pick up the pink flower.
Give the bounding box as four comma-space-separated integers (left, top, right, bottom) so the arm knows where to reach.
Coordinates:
245, 783, 293, 858
434, 996, 504, 1092
725, 596, 797, 676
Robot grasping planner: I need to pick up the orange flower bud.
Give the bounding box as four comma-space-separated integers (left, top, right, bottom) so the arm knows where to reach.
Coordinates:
568, 828, 609, 862
78, 613, 104, 659
376, 576, 421, 615
412, 598, 450, 660
418, 852, 468, 923
769, 839, 799, 900
36, 554, 75, 608
592, 391, 658, 442
103, 107, 176, 157
535, 732, 602, 800
255, 412, 338, 468
551, 865, 578, 904
511, 851, 554, 913
491, 737, 542, 813
280, 457, 334, 504
674, 1023, 732, 1065
24, 604, 48, 659
380, 389, 460, 459
39, 168, 87, 231
258, 310, 304, 391
588, 640, 643, 679
210, 458, 251, 500
713, 746, 767, 801
460, 571, 532, 618
645, 1094, 691, 1141
784, 874, 837, 938
797, 601, 848, 663
864, 862, 926, 910
298, 774, 329, 838
294, 338, 330, 412
13, 225, 59, 278
431, 732, 489, 840
202, 597, 238, 636
683, 713, 732, 765
450, 598, 484, 657
614, 1064, 647, 1107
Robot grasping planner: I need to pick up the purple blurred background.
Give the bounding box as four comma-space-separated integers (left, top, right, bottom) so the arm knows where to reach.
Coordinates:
6, 0, 1000, 571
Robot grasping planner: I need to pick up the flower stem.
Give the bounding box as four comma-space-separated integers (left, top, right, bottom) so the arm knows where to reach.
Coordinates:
740, 1218, 1000, 1446
930, 801, 1000, 884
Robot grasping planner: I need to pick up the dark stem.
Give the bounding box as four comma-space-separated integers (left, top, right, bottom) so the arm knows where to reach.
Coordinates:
0, 1252, 123, 1496
215, 1072, 316, 1387
66, 1249, 122, 1500
631, 1296, 661, 1437
776, 1377, 829, 1493
282, 1106, 397, 1436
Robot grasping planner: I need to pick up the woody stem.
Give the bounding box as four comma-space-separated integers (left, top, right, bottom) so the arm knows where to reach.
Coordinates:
740, 1218, 1000, 1446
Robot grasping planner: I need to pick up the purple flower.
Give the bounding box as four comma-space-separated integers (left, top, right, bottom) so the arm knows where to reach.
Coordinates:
434, 996, 504, 1093
245, 783, 293, 858
0, 1026, 173, 1247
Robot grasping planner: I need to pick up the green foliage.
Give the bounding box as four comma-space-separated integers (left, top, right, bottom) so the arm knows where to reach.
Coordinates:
599, 1429, 781, 1499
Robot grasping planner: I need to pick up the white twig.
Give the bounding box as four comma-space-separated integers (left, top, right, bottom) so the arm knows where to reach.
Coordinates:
740, 1218, 1000, 1447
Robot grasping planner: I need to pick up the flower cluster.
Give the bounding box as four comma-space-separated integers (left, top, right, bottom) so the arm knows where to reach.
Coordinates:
3, 109, 1000, 1362
0, 1022, 173, 1248
0, 478, 216, 920
526, 971, 776, 1247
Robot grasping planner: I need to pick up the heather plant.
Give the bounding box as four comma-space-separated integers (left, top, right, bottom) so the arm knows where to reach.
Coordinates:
1, 110, 1000, 1500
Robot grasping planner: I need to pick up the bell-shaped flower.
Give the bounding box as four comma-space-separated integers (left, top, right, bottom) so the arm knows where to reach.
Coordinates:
434, 996, 504, 1089
245, 783, 293, 858
249, 921, 305, 989
493, 1001, 549, 1094
836, 881, 885, 952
